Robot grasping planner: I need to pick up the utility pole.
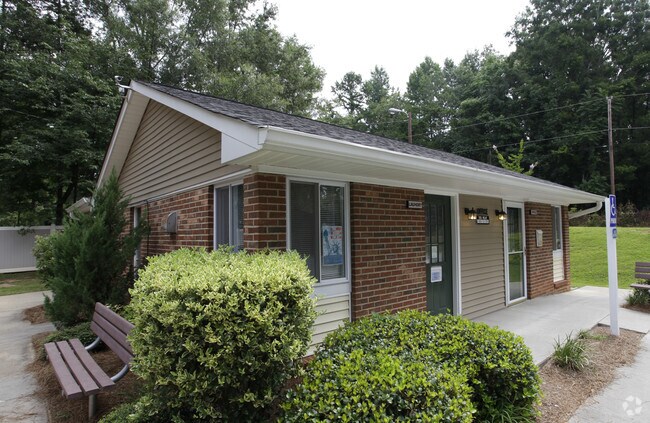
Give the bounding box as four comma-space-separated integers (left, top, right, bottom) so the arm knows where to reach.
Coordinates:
607, 96, 615, 194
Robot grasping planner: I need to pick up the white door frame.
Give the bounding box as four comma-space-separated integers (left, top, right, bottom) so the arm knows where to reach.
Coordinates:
503, 201, 527, 305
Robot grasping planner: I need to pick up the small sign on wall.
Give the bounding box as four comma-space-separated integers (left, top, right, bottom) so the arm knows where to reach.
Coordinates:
476, 208, 490, 224
407, 200, 423, 209
430, 266, 443, 283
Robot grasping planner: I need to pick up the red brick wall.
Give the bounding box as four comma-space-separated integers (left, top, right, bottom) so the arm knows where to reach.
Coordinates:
243, 173, 287, 251
139, 187, 213, 257
524, 203, 570, 298
350, 183, 426, 320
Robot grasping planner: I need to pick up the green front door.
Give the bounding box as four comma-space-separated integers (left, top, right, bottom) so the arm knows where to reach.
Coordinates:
425, 195, 453, 314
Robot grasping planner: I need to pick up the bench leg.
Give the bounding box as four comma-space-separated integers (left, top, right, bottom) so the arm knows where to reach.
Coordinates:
88, 394, 96, 420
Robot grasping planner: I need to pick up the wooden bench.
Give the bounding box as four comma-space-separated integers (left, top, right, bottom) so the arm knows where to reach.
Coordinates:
630, 261, 650, 291
44, 303, 134, 419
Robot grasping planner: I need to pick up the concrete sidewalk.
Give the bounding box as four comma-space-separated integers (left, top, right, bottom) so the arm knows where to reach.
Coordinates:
477, 286, 650, 365
478, 285, 650, 423
0, 291, 54, 423
570, 334, 650, 422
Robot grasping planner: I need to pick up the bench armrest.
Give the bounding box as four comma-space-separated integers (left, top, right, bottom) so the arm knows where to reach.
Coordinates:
85, 336, 102, 352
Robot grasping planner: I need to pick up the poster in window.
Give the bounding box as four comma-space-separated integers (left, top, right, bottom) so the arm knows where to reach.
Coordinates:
322, 225, 343, 265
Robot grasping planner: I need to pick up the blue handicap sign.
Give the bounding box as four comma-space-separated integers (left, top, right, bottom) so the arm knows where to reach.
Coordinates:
609, 195, 617, 228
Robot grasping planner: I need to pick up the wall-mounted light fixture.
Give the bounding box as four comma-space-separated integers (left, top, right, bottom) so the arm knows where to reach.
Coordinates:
495, 210, 508, 221
464, 208, 478, 220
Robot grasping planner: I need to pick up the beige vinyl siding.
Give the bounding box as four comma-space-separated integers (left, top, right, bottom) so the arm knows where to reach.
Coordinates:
118, 101, 244, 203
459, 195, 506, 319
308, 294, 350, 355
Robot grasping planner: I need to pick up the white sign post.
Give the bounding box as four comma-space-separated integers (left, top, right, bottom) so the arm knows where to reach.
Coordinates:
606, 195, 620, 336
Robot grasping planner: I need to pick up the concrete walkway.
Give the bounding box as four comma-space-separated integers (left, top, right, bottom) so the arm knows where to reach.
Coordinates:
570, 334, 650, 422
477, 286, 650, 365
478, 285, 650, 423
0, 291, 54, 423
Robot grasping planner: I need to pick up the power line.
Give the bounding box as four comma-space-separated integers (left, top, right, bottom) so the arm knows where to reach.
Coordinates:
452, 125, 650, 155
404, 94, 649, 140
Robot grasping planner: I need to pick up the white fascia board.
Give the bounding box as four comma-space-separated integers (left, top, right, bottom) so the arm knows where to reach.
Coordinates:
129, 81, 263, 158
98, 89, 149, 187
263, 127, 604, 205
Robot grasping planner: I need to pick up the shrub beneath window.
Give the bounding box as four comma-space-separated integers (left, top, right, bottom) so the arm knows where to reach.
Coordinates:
288, 311, 540, 422
282, 349, 475, 422
127, 248, 317, 422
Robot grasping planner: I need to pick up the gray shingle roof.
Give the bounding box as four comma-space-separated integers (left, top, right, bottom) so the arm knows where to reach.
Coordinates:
140, 81, 567, 189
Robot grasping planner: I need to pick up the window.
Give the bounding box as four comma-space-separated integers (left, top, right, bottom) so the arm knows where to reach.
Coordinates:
214, 184, 244, 250
552, 206, 562, 251
133, 207, 142, 270
289, 181, 347, 282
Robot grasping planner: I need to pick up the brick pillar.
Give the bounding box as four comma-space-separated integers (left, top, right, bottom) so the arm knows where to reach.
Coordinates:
524, 202, 570, 298
350, 183, 427, 320
243, 173, 287, 251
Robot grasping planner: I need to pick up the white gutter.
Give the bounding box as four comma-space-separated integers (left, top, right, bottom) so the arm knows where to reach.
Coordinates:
568, 201, 603, 219
260, 126, 604, 205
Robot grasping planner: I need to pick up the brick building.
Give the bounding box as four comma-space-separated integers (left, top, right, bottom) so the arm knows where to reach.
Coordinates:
98, 81, 604, 347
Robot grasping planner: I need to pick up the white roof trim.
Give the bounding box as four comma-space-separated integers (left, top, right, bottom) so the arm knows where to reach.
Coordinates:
256, 127, 604, 205
98, 82, 604, 207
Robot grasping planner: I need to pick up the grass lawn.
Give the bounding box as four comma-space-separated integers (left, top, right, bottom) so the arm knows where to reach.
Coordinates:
570, 226, 650, 288
0, 271, 46, 296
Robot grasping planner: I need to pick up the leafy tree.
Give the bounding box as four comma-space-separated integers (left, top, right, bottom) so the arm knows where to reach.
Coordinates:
0, 0, 126, 225
508, 0, 650, 205
35, 172, 148, 327
493, 140, 537, 175
94, 0, 324, 114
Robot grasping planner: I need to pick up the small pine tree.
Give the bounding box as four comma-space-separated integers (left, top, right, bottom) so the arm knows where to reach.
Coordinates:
493, 140, 538, 176
35, 172, 148, 327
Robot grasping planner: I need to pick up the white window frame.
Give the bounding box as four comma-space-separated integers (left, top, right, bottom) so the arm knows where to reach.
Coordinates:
286, 177, 351, 297
213, 181, 244, 251
133, 207, 142, 270
503, 201, 528, 305
552, 206, 563, 252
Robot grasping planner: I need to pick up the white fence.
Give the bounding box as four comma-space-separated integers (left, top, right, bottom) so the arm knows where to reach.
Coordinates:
0, 226, 62, 273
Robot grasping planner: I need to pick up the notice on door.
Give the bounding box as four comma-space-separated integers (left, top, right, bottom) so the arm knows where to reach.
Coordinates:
430, 266, 443, 283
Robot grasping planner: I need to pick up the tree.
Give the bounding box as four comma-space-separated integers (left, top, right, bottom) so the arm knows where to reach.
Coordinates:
0, 0, 126, 225
35, 172, 148, 327
94, 0, 324, 114
508, 0, 650, 206
493, 140, 537, 175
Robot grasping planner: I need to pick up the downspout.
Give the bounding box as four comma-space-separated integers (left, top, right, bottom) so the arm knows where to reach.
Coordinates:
568, 201, 604, 220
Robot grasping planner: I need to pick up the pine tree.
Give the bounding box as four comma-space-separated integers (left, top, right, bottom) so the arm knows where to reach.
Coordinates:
35, 172, 148, 327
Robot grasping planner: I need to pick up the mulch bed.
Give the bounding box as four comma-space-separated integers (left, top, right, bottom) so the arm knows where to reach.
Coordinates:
536, 326, 643, 422
29, 332, 143, 422
23, 305, 49, 324
623, 303, 650, 313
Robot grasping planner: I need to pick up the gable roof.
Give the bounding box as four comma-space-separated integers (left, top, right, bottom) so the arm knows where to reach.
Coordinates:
99, 80, 604, 206
139, 81, 560, 189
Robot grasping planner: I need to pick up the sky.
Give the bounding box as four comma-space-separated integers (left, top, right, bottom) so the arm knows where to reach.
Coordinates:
272, 0, 531, 97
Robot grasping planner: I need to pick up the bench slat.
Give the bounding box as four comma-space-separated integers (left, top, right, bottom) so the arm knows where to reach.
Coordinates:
56, 341, 101, 396
636, 274, 650, 279
69, 339, 115, 390
630, 283, 650, 290
44, 343, 84, 399
91, 318, 133, 365
94, 303, 134, 336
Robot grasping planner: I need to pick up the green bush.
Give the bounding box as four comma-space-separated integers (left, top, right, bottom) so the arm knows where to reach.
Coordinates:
290, 311, 540, 422
552, 334, 589, 371
282, 349, 475, 422
627, 287, 650, 306
127, 248, 317, 422
34, 171, 148, 327
38, 322, 96, 361
98, 396, 151, 423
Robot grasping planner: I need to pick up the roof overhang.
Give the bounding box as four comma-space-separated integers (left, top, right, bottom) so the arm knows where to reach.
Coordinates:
231, 126, 604, 206
98, 81, 604, 207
